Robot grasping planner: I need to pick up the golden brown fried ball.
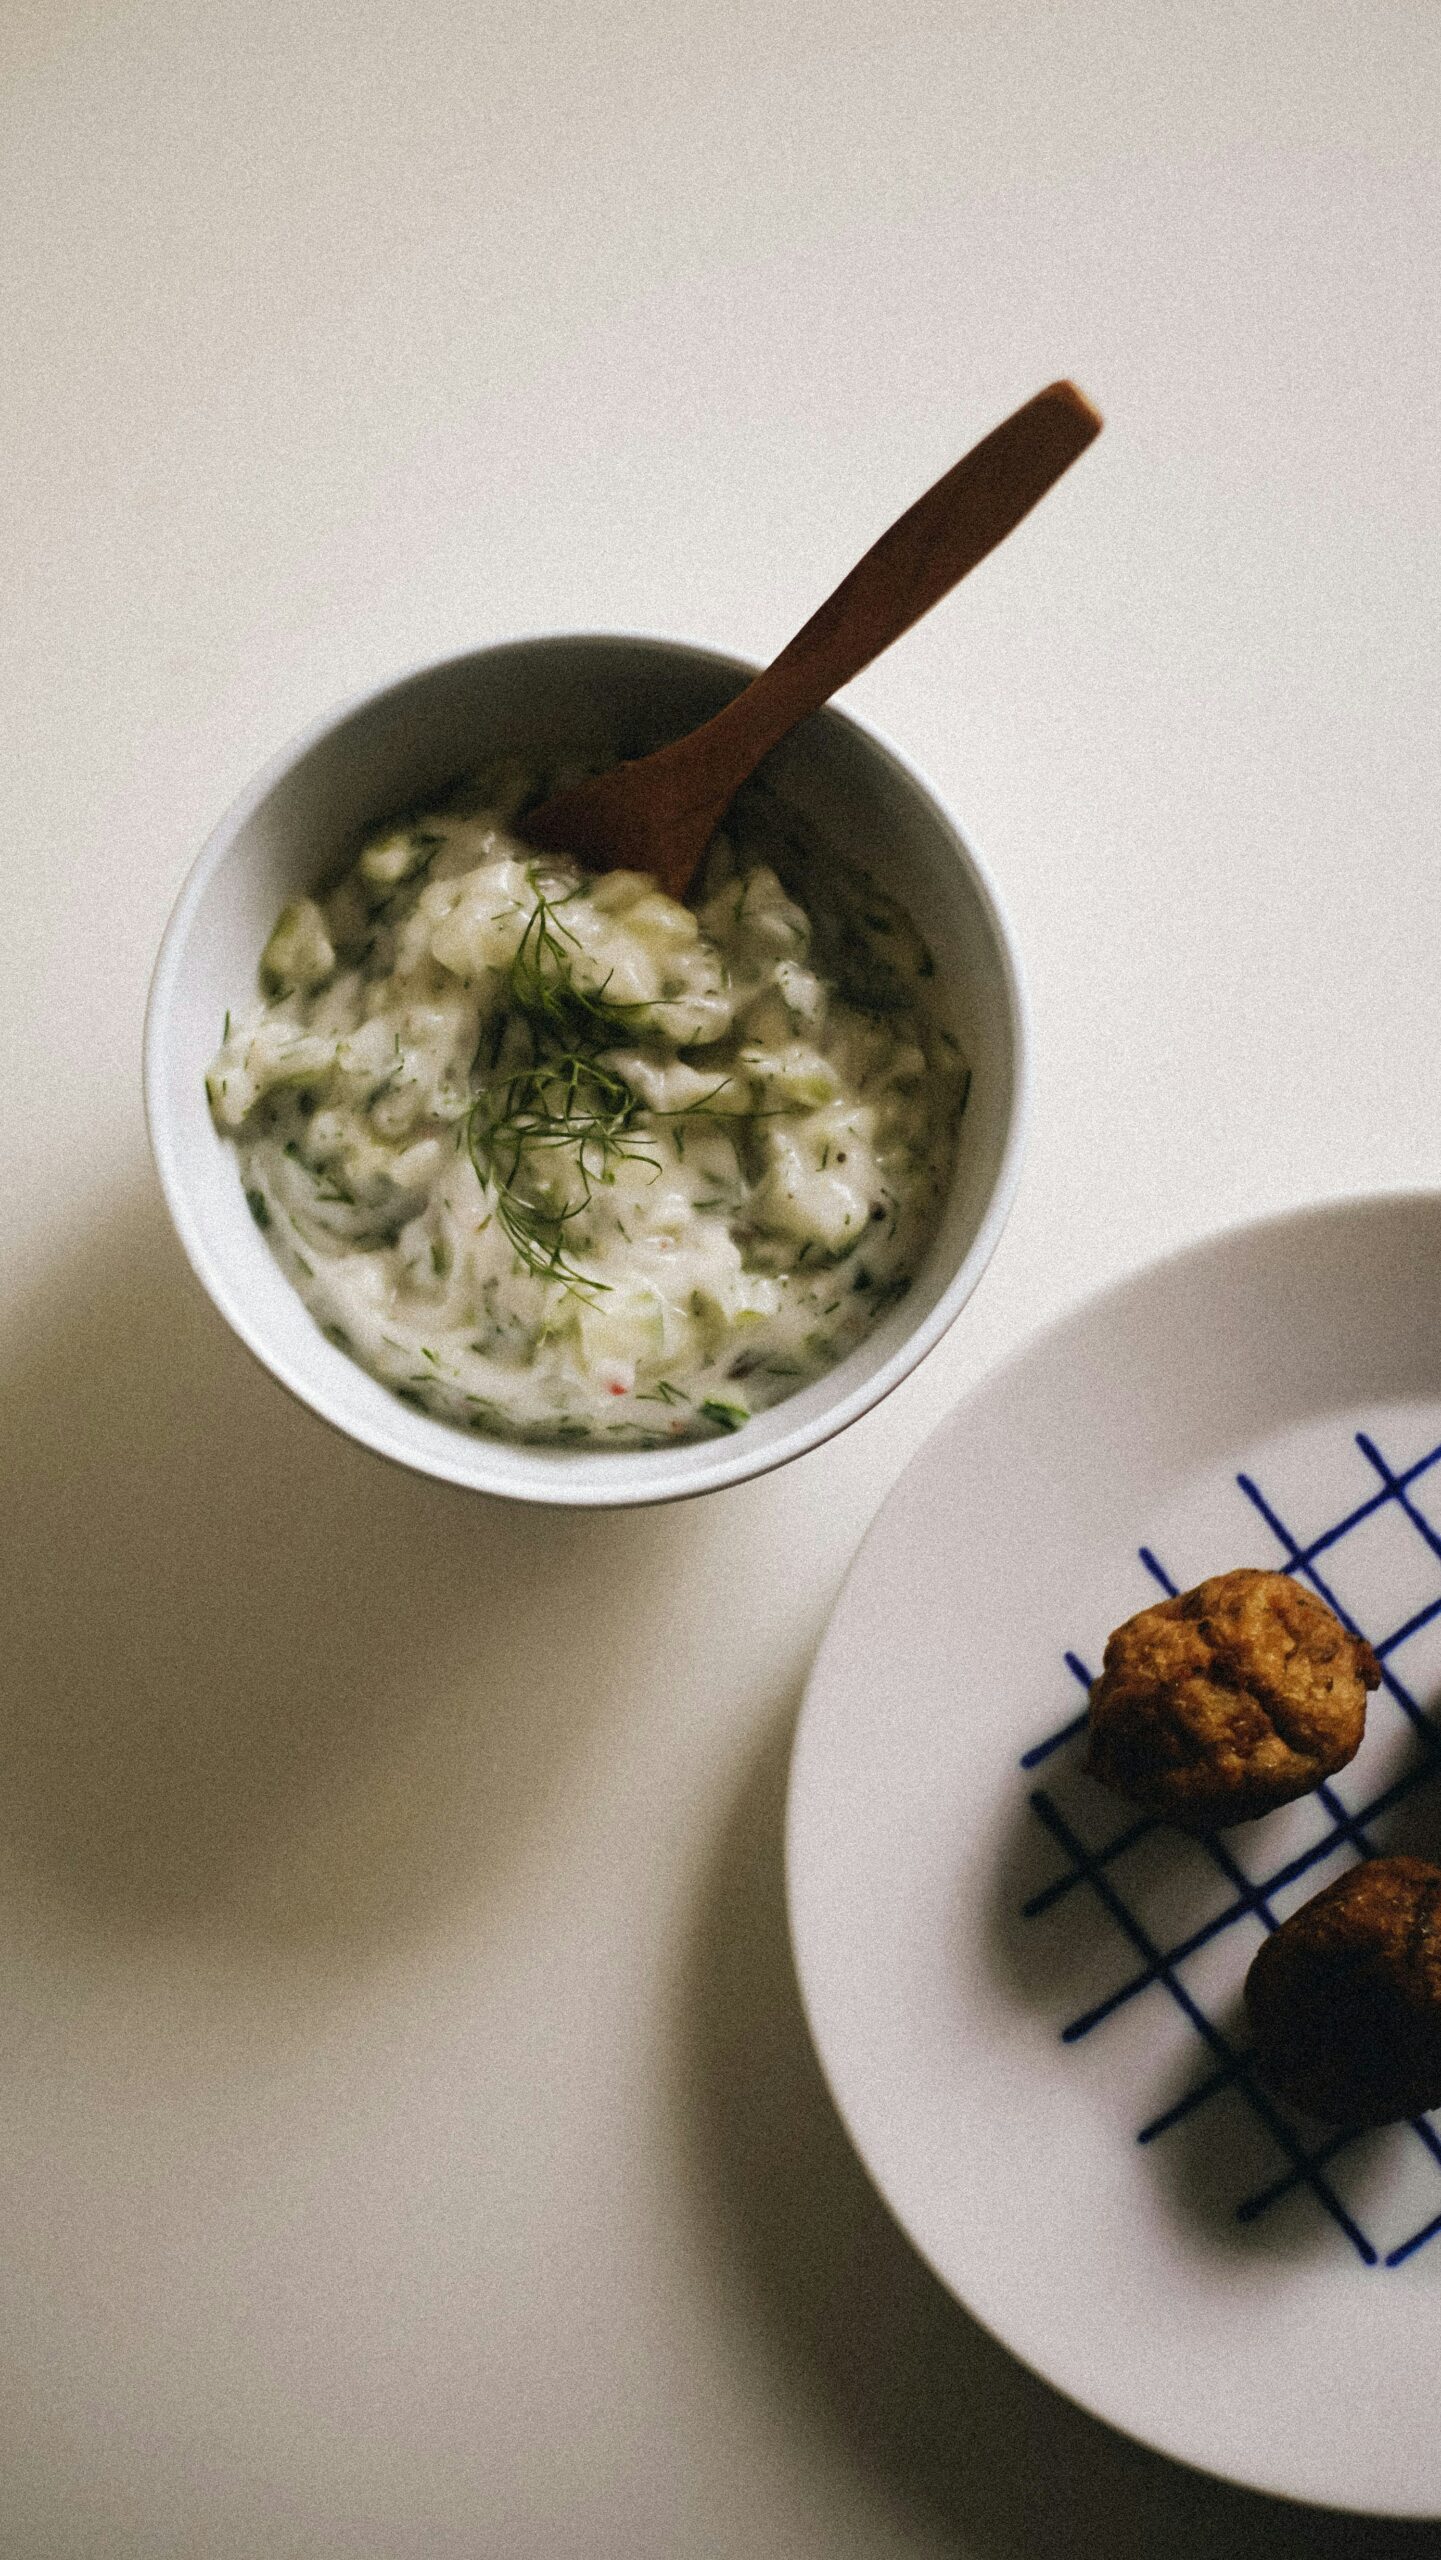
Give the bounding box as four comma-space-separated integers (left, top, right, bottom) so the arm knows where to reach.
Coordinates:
1245, 1856, 1441, 2126
1085, 1567, 1379, 1831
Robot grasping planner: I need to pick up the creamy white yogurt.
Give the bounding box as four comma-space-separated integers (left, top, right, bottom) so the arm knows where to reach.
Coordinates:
206, 760, 965, 1446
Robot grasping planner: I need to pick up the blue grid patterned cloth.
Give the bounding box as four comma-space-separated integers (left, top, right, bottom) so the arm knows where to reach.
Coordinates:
1020, 1427, 1441, 2268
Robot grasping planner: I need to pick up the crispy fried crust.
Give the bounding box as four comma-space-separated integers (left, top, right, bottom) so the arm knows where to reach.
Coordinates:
1085, 1568, 1379, 1830
1245, 1856, 1441, 2126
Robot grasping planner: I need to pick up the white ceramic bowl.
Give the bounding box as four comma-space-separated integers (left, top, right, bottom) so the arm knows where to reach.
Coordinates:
144, 634, 1029, 1506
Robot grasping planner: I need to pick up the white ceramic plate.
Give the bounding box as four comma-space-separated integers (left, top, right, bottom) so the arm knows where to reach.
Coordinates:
787, 1193, 1441, 2516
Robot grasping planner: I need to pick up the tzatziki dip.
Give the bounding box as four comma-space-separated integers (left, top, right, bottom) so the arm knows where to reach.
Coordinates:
206, 761, 966, 1447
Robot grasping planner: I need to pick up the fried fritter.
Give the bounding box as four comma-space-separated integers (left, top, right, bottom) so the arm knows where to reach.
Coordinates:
1085, 1567, 1378, 1831
1245, 1856, 1441, 2126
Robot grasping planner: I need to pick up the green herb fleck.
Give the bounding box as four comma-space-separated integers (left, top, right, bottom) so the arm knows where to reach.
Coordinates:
462, 876, 740, 1304
700, 1399, 748, 1434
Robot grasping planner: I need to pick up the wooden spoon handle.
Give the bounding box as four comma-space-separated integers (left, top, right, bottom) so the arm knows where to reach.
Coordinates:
521, 379, 1102, 895
677, 379, 1102, 803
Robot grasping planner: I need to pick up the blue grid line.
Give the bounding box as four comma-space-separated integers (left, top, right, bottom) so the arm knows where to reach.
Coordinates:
1020, 1426, 1441, 2270
1129, 1554, 1372, 1967
1023, 1498, 1441, 1924
1028, 1788, 1377, 2262
1236, 2108, 1441, 2232
1019, 1712, 1089, 1771
1375, 1591, 1441, 1658
1236, 2131, 1358, 2225
1236, 1473, 1431, 1738
1090, 1585, 1346, 2229
1358, 1434, 1441, 1575
1024, 1811, 1157, 1923
1302, 1776, 1378, 1882
1136, 2056, 1246, 2142
1058, 1791, 1300, 2047
1389, 2206, 1441, 2268
1018, 1660, 1092, 1769
1072, 1747, 1441, 2045
1245, 1436, 1441, 1576
1032, 1753, 1417, 1965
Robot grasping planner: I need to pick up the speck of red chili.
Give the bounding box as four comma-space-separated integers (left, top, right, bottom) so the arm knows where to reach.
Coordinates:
609, 1382, 626, 1396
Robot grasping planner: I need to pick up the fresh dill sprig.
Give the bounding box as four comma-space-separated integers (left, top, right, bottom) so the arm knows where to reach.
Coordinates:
506, 875, 654, 1050
463, 870, 746, 1302
466, 1049, 660, 1300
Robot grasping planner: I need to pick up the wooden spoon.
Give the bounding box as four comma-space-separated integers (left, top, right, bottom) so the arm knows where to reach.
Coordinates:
521, 378, 1101, 900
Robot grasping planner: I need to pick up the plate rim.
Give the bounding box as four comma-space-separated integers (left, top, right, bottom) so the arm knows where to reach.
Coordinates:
784, 1184, 1441, 2519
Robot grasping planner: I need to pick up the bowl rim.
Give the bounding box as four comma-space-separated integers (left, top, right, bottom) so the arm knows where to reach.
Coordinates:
144, 629, 1031, 1507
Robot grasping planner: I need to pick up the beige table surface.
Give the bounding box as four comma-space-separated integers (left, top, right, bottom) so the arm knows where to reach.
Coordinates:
3, 2, 1440, 2551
